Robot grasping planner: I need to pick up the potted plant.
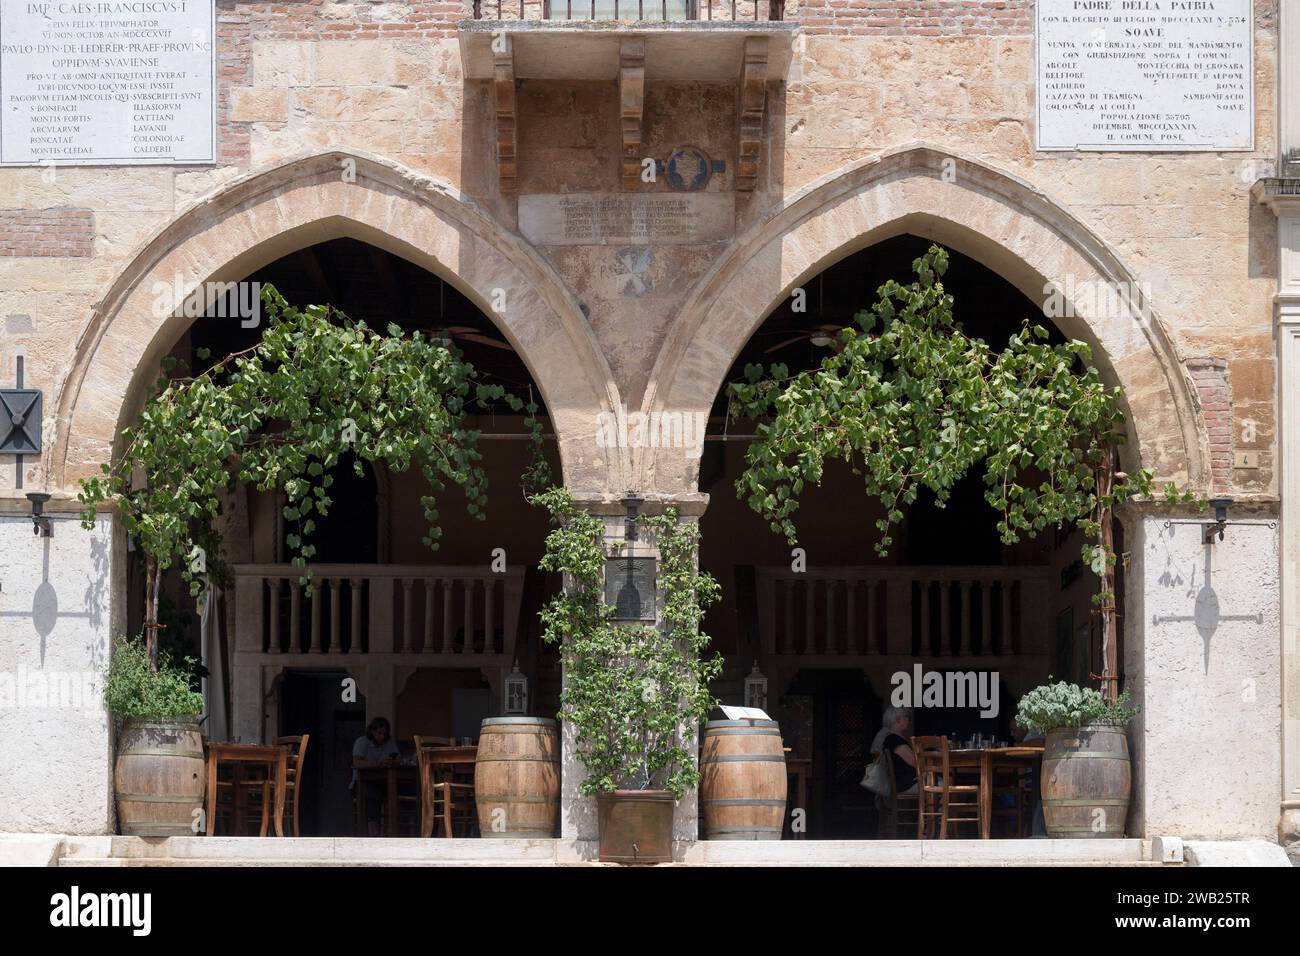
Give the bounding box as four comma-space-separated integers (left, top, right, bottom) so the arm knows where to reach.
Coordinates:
1014, 680, 1138, 838
534, 487, 721, 863
105, 635, 206, 836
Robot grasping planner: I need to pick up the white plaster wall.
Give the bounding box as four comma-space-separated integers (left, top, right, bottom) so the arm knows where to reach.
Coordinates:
0, 514, 117, 833
1128, 515, 1281, 839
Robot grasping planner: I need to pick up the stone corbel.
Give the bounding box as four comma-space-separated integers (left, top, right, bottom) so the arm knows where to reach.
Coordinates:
737, 36, 769, 192
620, 38, 646, 191
494, 34, 518, 193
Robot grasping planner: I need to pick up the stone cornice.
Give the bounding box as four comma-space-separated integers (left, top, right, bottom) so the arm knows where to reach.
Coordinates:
1251, 177, 1300, 215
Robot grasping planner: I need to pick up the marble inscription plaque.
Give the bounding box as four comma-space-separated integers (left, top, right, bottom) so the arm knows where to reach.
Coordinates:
0, 0, 216, 165
1036, 0, 1253, 151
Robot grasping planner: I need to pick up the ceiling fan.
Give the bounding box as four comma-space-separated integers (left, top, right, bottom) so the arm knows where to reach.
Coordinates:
762, 323, 843, 354
434, 326, 515, 352
759, 274, 847, 354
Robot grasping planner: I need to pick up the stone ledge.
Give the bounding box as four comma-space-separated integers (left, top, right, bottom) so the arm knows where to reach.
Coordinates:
1183, 840, 1294, 867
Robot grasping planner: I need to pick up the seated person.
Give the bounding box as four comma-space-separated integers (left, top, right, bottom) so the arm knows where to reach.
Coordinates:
877, 705, 918, 799
351, 717, 400, 835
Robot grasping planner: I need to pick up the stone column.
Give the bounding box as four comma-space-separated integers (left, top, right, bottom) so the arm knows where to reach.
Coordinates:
1255, 182, 1300, 854
1282, 0, 1300, 176
558, 492, 709, 855
1123, 505, 1280, 839
0, 510, 118, 834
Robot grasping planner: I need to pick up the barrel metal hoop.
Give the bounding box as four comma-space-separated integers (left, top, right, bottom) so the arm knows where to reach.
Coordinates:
1045, 752, 1131, 760
701, 798, 787, 807
474, 755, 558, 762
704, 828, 784, 835
117, 793, 204, 804
120, 749, 205, 759
475, 796, 559, 804
1042, 798, 1130, 806
700, 755, 786, 763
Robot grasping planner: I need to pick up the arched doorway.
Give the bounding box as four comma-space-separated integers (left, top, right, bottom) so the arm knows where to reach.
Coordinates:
696, 235, 1129, 839
98, 210, 572, 833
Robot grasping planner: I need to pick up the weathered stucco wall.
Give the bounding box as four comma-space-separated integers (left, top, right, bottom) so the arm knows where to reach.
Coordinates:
0, 515, 116, 833
1126, 513, 1282, 840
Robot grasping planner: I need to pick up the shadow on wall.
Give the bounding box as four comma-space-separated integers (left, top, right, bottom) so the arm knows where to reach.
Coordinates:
1152, 522, 1263, 673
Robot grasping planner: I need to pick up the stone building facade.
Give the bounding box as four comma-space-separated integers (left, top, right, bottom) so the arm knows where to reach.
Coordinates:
0, 0, 1297, 854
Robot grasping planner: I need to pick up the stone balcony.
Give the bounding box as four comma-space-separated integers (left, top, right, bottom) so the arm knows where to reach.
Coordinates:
458, 4, 801, 191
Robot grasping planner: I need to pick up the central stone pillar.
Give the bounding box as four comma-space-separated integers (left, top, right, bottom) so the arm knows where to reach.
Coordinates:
558, 492, 709, 855
1123, 504, 1280, 839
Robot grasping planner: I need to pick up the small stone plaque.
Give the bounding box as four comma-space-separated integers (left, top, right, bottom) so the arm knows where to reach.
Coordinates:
605, 556, 656, 622
519, 192, 734, 246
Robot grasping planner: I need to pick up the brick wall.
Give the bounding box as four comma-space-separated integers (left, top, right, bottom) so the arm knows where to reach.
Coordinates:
799, 0, 1034, 35
1186, 357, 1234, 494
0, 209, 95, 258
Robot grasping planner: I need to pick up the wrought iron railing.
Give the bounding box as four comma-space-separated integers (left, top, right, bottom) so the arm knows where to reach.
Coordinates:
470, 0, 786, 21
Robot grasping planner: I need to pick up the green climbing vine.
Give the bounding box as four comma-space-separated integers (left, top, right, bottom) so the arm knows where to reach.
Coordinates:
79, 285, 549, 667
532, 487, 722, 798
727, 244, 1196, 698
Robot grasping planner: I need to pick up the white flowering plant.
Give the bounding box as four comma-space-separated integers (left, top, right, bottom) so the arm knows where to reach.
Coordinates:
1014, 679, 1137, 736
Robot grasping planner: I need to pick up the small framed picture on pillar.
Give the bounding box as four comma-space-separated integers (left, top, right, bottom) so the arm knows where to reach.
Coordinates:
605, 557, 656, 621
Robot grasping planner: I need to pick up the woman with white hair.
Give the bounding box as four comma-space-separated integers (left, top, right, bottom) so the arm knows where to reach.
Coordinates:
872, 705, 917, 795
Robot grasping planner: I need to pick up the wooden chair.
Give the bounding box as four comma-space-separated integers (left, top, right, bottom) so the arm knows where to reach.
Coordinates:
242, 735, 309, 836
875, 748, 920, 839
414, 735, 476, 838
991, 760, 1027, 837
912, 736, 982, 839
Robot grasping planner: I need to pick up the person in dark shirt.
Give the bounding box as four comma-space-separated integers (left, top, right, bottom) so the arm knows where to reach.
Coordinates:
878, 706, 918, 795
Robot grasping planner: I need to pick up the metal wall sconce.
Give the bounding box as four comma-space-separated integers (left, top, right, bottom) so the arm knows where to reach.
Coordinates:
27, 492, 52, 538
1204, 497, 1232, 544
622, 492, 643, 544
1162, 496, 1275, 544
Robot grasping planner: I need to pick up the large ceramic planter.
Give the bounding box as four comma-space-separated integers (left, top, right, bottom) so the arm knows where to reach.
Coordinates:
699, 718, 787, 839
1040, 722, 1131, 838
596, 790, 674, 863
114, 718, 206, 837
475, 717, 561, 837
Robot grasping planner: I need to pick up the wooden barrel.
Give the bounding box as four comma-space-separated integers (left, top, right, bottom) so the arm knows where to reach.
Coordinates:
1041, 723, 1131, 838
114, 719, 206, 837
475, 717, 560, 838
699, 719, 787, 840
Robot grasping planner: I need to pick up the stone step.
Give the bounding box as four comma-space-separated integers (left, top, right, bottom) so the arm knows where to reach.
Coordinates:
49, 835, 1185, 867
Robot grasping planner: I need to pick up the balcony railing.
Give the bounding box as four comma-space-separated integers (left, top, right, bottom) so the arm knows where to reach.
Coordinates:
233, 564, 526, 660
470, 0, 786, 21
754, 566, 1052, 658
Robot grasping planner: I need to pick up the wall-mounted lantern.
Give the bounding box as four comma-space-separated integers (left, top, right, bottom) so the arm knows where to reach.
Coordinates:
607, 492, 656, 621
26, 492, 52, 538
744, 663, 768, 712
1205, 497, 1233, 544
505, 660, 528, 716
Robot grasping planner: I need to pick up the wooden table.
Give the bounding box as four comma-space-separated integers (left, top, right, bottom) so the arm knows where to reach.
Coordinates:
946, 746, 1044, 839
205, 742, 288, 837
353, 763, 418, 837
422, 744, 477, 780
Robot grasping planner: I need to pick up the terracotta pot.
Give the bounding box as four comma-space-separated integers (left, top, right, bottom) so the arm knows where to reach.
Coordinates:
1041, 723, 1131, 838
596, 790, 675, 863
114, 718, 206, 837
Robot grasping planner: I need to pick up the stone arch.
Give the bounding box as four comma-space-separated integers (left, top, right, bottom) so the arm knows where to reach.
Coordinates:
644, 144, 1209, 497
50, 150, 623, 495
